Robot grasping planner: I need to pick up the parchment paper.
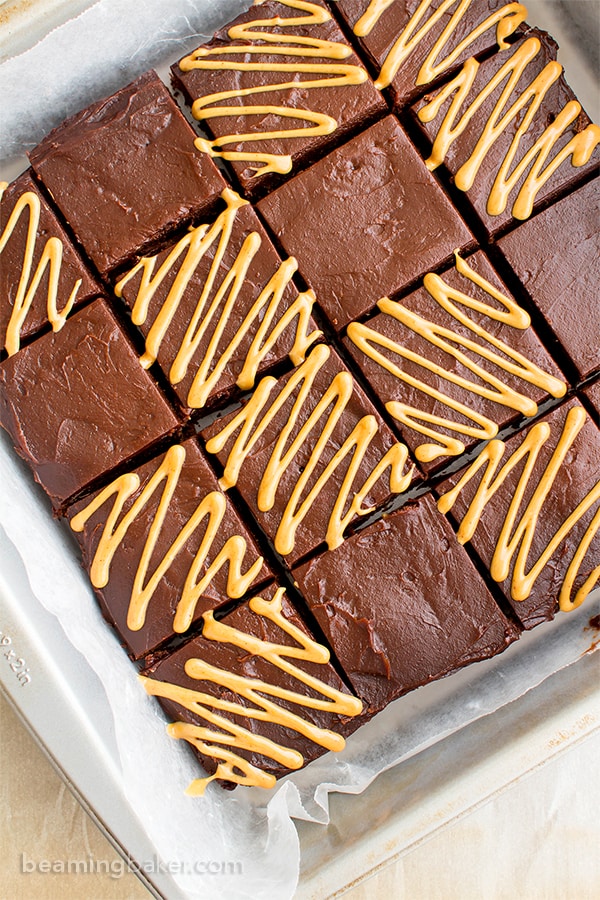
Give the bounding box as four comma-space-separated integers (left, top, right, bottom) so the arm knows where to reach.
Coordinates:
0, 3, 598, 898
0, 0, 251, 159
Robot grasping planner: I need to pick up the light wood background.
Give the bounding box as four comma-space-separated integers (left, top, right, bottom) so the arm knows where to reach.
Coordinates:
2, 690, 599, 900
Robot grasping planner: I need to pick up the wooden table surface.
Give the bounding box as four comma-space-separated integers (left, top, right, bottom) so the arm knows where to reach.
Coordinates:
2, 689, 599, 900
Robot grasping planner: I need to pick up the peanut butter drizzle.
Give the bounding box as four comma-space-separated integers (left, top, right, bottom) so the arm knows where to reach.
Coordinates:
178, 0, 368, 177
346, 252, 566, 463
140, 588, 363, 793
69, 444, 264, 634
115, 189, 319, 409
418, 36, 600, 220
0, 183, 81, 356
438, 406, 600, 610
205, 343, 412, 555
354, 0, 527, 91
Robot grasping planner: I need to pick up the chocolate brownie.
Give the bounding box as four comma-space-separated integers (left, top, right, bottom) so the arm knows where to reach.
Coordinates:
344, 250, 566, 472
67, 437, 271, 659
171, 0, 386, 197
141, 584, 363, 791
0, 299, 179, 509
294, 492, 519, 716
334, 0, 527, 106
0, 171, 101, 356
497, 178, 600, 381
437, 399, 600, 629
258, 115, 473, 329
29, 71, 226, 277
412, 29, 600, 236
115, 188, 321, 416
202, 342, 414, 563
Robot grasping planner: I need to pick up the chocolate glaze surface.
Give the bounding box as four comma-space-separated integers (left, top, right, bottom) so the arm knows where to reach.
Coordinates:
67, 436, 271, 659
29, 71, 226, 276
117, 197, 318, 416
438, 399, 600, 628
202, 343, 413, 563
497, 178, 600, 381
171, 0, 386, 197
336, 0, 521, 106
294, 492, 519, 715
142, 585, 362, 783
344, 250, 566, 473
0, 299, 179, 509
258, 115, 473, 329
0, 170, 101, 354
412, 30, 600, 236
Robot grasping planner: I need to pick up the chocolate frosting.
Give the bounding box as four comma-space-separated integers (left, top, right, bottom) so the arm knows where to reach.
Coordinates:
171, 0, 386, 196
412, 30, 600, 236
344, 250, 565, 472
67, 436, 271, 659
258, 115, 473, 329
438, 399, 600, 628
497, 178, 600, 381
117, 199, 317, 416
29, 71, 226, 276
202, 344, 412, 563
336, 0, 517, 107
0, 170, 101, 352
0, 299, 179, 509
143, 585, 362, 782
294, 493, 519, 715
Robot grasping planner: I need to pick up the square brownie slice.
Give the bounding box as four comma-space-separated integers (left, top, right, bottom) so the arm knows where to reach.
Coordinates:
344, 250, 566, 473
141, 583, 364, 791
257, 115, 474, 330
335, 0, 527, 106
115, 188, 320, 417
412, 29, 600, 236
0, 299, 179, 510
0, 171, 101, 356
171, 0, 386, 197
202, 343, 414, 563
497, 178, 600, 382
437, 399, 600, 629
67, 436, 271, 659
29, 71, 227, 277
294, 492, 519, 716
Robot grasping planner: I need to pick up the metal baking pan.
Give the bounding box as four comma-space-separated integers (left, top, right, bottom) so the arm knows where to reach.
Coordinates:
0, 1, 598, 897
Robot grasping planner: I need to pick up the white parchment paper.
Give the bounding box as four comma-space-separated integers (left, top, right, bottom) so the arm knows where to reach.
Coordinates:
0, 0, 251, 159
0, 3, 598, 898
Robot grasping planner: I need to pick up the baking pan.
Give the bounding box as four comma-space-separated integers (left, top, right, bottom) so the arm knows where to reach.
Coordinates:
0, 1, 598, 897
